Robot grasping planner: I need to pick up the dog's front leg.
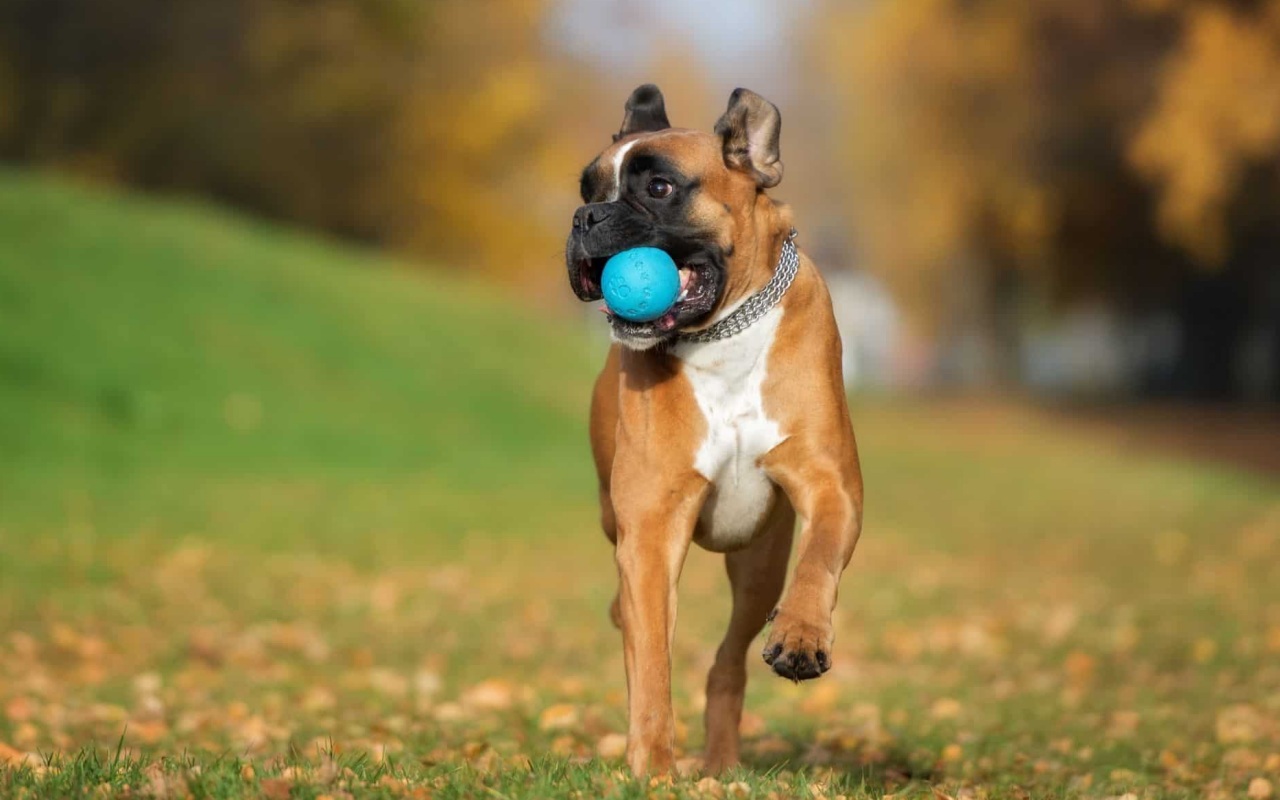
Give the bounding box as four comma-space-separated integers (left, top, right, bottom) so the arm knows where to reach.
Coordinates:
611, 471, 704, 776
760, 441, 864, 680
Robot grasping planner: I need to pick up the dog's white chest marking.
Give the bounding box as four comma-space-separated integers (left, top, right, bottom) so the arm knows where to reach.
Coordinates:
675, 307, 786, 551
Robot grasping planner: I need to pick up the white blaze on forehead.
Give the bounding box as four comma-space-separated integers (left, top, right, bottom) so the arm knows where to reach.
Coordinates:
606, 139, 640, 202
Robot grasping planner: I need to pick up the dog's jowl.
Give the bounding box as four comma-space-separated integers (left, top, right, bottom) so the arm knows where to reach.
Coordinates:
565, 84, 864, 777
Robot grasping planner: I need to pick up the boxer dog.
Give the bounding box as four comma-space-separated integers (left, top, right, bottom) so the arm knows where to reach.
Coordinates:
565, 85, 864, 776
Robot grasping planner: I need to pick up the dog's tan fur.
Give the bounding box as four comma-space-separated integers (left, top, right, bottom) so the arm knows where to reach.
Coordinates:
582, 90, 863, 776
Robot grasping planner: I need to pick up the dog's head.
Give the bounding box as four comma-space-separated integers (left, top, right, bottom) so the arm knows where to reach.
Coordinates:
566, 84, 785, 350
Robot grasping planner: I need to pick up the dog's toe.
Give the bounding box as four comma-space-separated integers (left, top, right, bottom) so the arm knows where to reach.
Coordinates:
771, 650, 822, 682
762, 642, 784, 665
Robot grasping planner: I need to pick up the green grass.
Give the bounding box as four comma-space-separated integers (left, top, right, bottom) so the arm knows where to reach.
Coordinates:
0, 169, 600, 566
1, 170, 1278, 799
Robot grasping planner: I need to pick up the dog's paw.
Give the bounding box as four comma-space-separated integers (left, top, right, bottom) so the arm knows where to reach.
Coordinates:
761, 608, 832, 682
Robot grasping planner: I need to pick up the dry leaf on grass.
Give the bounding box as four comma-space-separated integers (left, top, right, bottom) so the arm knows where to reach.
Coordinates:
930, 698, 963, 720
1218, 705, 1267, 744
461, 679, 516, 711
538, 703, 579, 732
595, 733, 627, 759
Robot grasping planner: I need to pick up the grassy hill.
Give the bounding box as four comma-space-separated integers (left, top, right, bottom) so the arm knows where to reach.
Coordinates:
0, 171, 1277, 799
0, 169, 602, 563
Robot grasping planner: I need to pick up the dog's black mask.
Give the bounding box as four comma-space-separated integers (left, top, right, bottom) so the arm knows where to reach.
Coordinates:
566, 147, 728, 348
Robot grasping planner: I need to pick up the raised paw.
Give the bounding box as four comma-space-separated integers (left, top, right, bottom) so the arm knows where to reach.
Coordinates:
761, 608, 832, 682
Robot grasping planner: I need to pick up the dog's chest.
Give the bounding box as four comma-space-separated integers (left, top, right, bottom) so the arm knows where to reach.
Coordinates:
675, 308, 785, 551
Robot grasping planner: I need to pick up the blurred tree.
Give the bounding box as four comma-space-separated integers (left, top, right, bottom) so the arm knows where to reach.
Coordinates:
1129, 2, 1280, 266
0, 0, 578, 287
823, 0, 1280, 397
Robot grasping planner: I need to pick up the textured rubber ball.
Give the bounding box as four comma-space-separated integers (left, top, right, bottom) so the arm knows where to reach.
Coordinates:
600, 247, 680, 322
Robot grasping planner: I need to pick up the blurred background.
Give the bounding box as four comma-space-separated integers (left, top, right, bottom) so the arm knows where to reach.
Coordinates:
2, 2, 1280, 795
3, 0, 1279, 404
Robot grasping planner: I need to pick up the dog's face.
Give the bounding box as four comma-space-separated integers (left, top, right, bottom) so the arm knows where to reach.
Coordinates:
566, 85, 784, 350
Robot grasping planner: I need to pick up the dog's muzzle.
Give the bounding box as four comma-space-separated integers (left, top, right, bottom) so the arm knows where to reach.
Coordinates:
566, 203, 724, 345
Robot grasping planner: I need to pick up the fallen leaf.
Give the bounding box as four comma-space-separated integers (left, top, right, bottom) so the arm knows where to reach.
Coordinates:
4, 696, 34, 722
261, 777, 293, 800
1108, 710, 1140, 738
142, 762, 187, 799
1224, 748, 1262, 771
596, 733, 627, 759
1218, 705, 1266, 744
931, 698, 963, 720
1063, 651, 1096, 686
133, 672, 162, 696
538, 703, 579, 732
460, 679, 515, 711
368, 668, 408, 698
414, 670, 441, 698
550, 735, 575, 756
432, 702, 465, 722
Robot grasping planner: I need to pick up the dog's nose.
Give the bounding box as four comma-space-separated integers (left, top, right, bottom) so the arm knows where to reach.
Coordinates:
572, 203, 612, 233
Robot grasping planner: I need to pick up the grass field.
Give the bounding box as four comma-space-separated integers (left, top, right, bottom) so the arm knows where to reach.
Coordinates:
1, 171, 1278, 799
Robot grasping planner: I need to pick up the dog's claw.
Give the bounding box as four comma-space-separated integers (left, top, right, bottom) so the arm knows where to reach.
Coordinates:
762, 643, 783, 665
816, 650, 830, 673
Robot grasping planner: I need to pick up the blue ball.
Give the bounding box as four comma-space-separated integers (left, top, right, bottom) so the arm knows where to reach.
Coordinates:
601, 247, 680, 322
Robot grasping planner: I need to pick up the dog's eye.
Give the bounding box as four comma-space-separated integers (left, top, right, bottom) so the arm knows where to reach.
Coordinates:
647, 178, 673, 199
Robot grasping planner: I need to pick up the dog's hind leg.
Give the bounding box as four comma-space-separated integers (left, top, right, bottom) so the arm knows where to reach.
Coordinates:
702, 497, 795, 774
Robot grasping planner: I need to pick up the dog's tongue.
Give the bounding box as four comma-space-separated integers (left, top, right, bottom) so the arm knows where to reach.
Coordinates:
655, 312, 679, 332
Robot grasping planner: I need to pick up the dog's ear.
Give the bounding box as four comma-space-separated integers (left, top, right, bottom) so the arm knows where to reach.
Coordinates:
616, 84, 671, 141
714, 88, 783, 188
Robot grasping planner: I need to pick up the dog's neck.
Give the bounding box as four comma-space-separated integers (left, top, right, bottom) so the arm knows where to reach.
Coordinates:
719, 196, 792, 311
708, 195, 794, 328
618, 198, 796, 363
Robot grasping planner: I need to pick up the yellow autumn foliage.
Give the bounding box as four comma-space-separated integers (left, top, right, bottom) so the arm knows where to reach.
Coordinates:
1129, 4, 1280, 264
822, 0, 1280, 322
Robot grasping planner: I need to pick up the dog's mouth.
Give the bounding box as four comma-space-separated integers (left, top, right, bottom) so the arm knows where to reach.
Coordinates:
572, 254, 722, 344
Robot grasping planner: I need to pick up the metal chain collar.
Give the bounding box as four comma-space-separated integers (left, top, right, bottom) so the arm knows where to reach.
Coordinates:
677, 228, 800, 344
